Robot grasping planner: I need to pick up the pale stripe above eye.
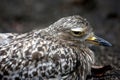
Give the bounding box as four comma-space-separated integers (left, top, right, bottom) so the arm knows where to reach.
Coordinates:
71, 27, 85, 32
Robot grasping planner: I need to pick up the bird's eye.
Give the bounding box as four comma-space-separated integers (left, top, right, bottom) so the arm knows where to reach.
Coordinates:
71, 31, 84, 36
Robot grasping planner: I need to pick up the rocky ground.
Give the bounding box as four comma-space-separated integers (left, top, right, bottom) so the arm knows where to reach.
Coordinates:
0, 0, 120, 79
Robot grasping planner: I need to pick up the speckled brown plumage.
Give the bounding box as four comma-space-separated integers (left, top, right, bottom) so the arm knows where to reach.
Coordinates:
0, 15, 111, 80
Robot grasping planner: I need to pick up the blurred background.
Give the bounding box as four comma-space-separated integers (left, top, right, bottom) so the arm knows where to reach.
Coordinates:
0, 0, 119, 69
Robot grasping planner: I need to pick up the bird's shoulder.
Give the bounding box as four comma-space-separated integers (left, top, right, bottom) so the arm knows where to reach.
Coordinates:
0, 29, 79, 59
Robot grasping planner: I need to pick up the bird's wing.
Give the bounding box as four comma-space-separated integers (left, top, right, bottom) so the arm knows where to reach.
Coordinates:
0, 32, 79, 79
0, 33, 18, 46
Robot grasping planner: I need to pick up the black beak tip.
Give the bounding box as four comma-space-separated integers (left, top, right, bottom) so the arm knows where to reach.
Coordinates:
100, 41, 112, 47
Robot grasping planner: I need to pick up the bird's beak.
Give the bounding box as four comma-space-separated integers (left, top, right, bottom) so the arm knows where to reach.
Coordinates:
86, 33, 112, 47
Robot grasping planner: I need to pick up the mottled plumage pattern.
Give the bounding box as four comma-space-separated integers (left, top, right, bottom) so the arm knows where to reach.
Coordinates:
0, 16, 111, 80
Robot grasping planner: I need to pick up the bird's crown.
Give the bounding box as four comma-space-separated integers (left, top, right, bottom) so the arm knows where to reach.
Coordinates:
47, 15, 92, 39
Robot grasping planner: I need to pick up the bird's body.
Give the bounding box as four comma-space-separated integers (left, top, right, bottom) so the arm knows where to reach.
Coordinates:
0, 16, 111, 80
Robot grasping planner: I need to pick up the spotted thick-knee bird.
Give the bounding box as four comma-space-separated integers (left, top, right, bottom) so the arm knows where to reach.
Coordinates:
0, 15, 111, 80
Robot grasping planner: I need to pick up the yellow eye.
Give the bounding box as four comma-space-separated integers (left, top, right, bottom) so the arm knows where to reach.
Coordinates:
71, 31, 84, 36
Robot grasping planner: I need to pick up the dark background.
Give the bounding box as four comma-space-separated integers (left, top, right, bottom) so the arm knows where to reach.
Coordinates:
0, 0, 119, 69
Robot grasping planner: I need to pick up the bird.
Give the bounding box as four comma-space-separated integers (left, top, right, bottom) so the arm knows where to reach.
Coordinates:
0, 15, 111, 80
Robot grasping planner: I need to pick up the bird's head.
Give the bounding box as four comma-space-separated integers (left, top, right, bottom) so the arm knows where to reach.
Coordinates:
47, 15, 112, 47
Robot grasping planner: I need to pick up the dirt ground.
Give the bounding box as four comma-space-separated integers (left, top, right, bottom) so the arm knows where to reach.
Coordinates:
0, 0, 120, 79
